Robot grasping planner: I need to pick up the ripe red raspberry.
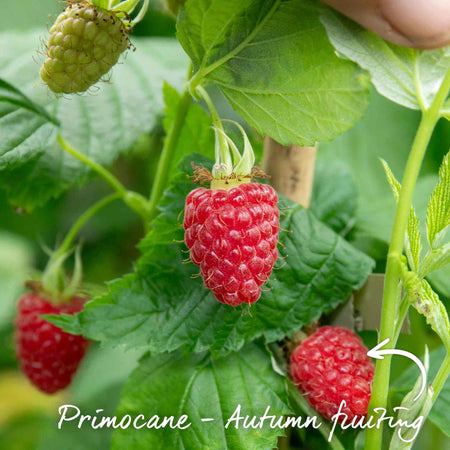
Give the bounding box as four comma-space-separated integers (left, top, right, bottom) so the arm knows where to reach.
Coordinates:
184, 182, 279, 306
290, 326, 374, 422
15, 292, 90, 394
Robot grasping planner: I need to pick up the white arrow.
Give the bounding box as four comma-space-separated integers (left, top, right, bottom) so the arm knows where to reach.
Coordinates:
367, 338, 427, 401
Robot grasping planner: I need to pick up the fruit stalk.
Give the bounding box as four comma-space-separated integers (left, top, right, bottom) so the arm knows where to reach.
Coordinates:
57, 192, 121, 256
147, 88, 192, 222
147, 64, 193, 223
57, 134, 151, 225
365, 68, 450, 450
41, 192, 121, 299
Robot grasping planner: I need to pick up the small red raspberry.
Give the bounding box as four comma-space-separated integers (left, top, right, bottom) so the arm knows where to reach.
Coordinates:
290, 326, 374, 422
40, 1, 129, 94
184, 182, 279, 306
15, 293, 90, 394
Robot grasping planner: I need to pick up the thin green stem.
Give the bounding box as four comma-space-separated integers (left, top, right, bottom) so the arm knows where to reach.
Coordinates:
58, 134, 128, 196
431, 352, 450, 402
196, 85, 232, 170
42, 193, 121, 300
147, 88, 192, 221
57, 193, 121, 256
57, 134, 150, 225
365, 70, 450, 450
393, 295, 410, 341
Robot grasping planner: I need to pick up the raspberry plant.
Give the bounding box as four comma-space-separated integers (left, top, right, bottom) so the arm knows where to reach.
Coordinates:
1, 0, 450, 449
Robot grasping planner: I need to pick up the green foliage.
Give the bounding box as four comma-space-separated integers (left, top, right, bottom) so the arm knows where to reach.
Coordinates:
0, 32, 187, 210
0, 78, 58, 125
177, 0, 369, 146
381, 159, 422, 271
426, 152, 450, 248
414, 280, 450, 350
47, 154, 373, 358
319, 90, 430, 252
321, 9, 450, 111
311, 158, 357, 234
419, 243, 450, 277
112, 342, 290, 449
390, 348, 431, 449
393, 346, 450, 437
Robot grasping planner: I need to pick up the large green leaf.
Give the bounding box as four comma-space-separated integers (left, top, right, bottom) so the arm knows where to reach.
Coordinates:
48, 154, 373, 358
0, 31, 187, 210
0, 78, 58, 125
177, 0, 369, 146
392, 346, 450, 436
320, 9, 450, 111
112, 342, 291, 450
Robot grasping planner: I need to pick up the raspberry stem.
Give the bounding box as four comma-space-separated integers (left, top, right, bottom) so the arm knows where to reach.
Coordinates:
147, 66, 193, 223
58, 193, 122, 256
57, 134, 151, 227
365, 69, 450, 450
41, 193, 121, 301
196, 85, 232, 177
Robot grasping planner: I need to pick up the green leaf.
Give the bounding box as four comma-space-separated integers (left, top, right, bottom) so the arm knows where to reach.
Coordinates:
47, 154, 374, 358
380, 159, 401, 201
112, 342, 291, 450
0, 31, 187, 210
419, 242, 450, 277
380, 159, 421, 271
311, 158, 357, 234
0, 78, 58, 125
390, 348, 431, 449
392, 346, 450, 437
414, 280, 450, 350
178, 0, 369, 146
320, 9, 450, 110
426, 152, 450, 248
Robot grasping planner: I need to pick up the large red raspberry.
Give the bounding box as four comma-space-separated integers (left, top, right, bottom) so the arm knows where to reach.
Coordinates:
15, 293, 90, 394
290, 326, 374, 422
184, 182, 279, 306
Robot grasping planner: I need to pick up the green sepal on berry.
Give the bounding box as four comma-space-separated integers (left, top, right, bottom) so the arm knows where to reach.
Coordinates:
40, 0, 131, 94
40, 244, 84, 304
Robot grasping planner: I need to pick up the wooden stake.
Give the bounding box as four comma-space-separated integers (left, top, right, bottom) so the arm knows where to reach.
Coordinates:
262, 136, 317, 208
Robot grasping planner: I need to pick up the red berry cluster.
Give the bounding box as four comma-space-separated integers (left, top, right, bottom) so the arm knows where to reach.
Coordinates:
184, 182, 279, 306
15, 293, 90, 394
290, 326, 374, 422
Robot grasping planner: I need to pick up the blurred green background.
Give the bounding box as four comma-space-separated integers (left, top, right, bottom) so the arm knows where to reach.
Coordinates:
1, 0, 450, 448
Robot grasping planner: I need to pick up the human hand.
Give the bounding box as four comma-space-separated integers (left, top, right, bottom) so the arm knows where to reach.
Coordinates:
321, 0, 450, 49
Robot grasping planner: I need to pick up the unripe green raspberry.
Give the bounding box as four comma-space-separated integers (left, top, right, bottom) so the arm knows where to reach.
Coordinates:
40, 1, 130, 94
